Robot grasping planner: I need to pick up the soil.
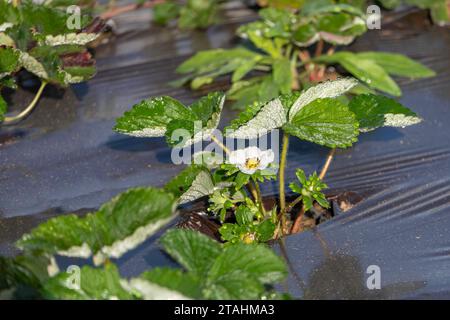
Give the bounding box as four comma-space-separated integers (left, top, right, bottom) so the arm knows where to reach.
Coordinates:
176, 191, 364, 242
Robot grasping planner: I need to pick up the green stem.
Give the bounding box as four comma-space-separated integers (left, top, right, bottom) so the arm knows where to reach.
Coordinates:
246, 183, 258, 203
279, 132, 289, 233
2, 81, 47, 125
286, 195, 302, 213
290, 49, 299, 90
253, 180, 266, 216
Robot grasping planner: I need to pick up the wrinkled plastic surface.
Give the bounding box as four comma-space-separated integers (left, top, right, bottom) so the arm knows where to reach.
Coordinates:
1, 4, 449, 299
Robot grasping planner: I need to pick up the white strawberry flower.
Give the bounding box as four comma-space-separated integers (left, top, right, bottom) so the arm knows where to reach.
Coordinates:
228, 147, 275, 175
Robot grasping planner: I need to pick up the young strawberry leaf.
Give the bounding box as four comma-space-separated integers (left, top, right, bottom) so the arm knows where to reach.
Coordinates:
348, 94, 422, 132
283, 98, 359, 148
289, 169, 329, 211
17, 187, 177, 265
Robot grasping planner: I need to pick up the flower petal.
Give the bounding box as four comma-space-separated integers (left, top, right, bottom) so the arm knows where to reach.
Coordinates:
259, 150, 275, 169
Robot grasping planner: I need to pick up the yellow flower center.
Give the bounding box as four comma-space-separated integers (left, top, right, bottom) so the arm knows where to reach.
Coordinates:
242, 233, 256, 244
245, 157, 260, 170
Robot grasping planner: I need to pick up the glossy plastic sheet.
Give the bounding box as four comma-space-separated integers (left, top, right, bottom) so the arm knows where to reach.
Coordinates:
1, 4, 449, 299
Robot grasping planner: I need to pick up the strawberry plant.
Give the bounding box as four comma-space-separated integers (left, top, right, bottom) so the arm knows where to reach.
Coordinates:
172, 3, 435, 110
0, 0, 104, 124
114, 78, 422, 237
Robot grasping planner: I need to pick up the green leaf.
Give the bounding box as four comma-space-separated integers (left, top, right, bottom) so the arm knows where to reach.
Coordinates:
273, 57, 292, 94
203, 270, 265, 299
160, 229, 222, 276
289, 169, 329, 211
44, 33, 99, 46
430, 1, 450, 26
153, 2, 181, 25
0, 253, 51, 299
201, 243, 287, 299
17, 188, 177, 264
348, 94, 422, 131
178, 0, 218, 29
20, 2, 84, 36
231, 56, 262, 82
283, 98, 359, 148
137, 267, 202, 299
378, 0, 401, 9
114, 96, 194, 137
0, 95, 6, 122
63, 66, 96, 83
0, 47, 19, 75
356, 52, 436, 78
234, 172, 251, 190
226, 98, 288, 139
288, 77, 358, 120
235, 205, 255, 225
165, 165, 220, 204
292, 23, 318, 46
227, 79, 265, 110
176, 48, 260, 74
165, 92, 225, 148
43, 264, 133, 300
316, 52, 401, 96
247, 30, 281, 59
165, 164, 208, 198
208, 244, 287, 284
256, 220, 277, 242
315, 12, 366, 45
116, 92, 225, 148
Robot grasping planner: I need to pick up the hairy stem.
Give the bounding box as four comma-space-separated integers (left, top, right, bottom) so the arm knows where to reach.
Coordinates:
246, 183, 258, 203
286, 195, 302, 213
253, 180, 266, 216
315, 39, 324, 58
290, 206, 305, 234
319, 148, 336, 180
290, 50, 300, 90
2, 81, 47, 125
278, 132, 289, 233
211, 135, 231, 155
